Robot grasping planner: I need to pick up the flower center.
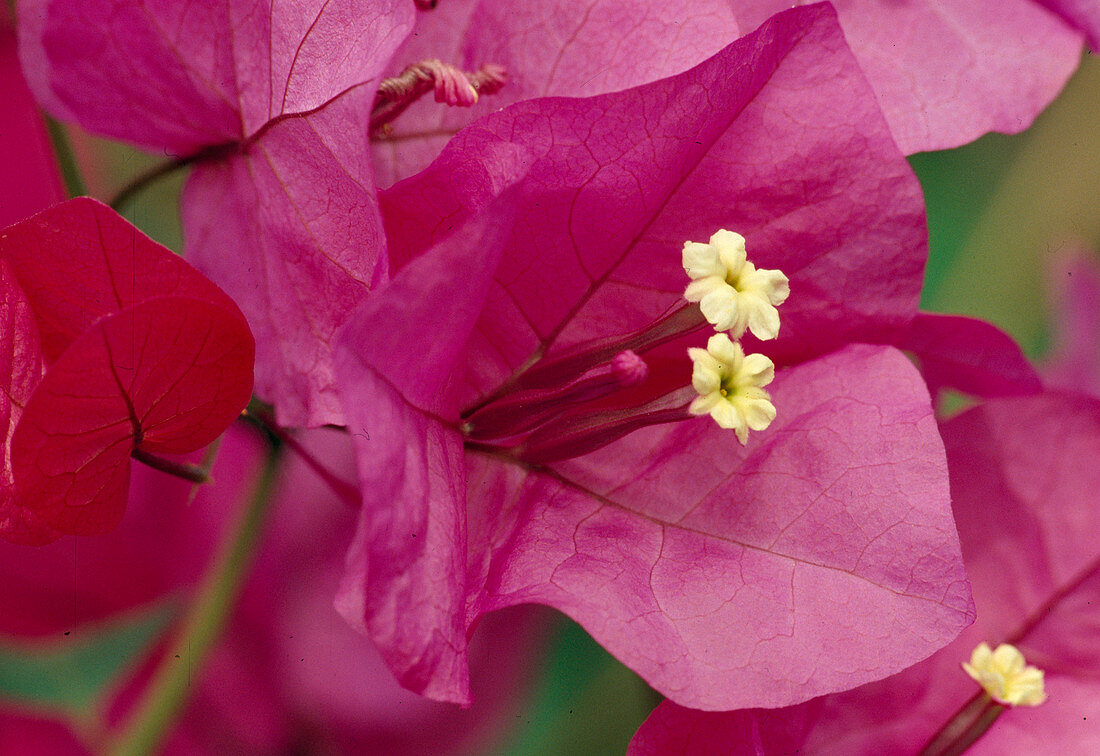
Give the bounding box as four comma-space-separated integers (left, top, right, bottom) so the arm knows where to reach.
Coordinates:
462, 230, 787, 462
683, 229, 789, 340
962, 642, 1047, 707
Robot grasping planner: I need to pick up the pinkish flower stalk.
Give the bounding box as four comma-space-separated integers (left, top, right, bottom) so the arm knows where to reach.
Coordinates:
372, 60, 507, 135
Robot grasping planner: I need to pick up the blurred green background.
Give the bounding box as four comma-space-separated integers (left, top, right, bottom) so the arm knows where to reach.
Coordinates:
2, 49, 1097, 756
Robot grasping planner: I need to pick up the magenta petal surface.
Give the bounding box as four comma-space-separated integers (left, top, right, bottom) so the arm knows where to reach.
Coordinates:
1035, 0, 1100, 49
1045, 247, 1100, 396
467, 345, 970, 710
11, 297, 253, 536
373, 0, 739, 185
0, 198, 241, 361
20, 1, 416, 427
335, 197, 521, 704
383, 4, 928, 393
18, 0, 240, 152
732, 1, 1084, 154
180, 101, 387, 427
0, 199, 254, 543
631, 392, 1100, 753
900, 312, 1042, 398
349, 6, 964, 709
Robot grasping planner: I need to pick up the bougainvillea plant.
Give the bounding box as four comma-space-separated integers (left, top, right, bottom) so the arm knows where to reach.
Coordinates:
2, 0, 1096, 753
18, 0, 415, 427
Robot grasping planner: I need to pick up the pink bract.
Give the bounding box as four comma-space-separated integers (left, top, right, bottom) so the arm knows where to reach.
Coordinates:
898, 312, 1042, 399
372, 0, 740, 185
1044, 246, 1100, 397
630, 391, 1100, 755
336, 6, 973, 710
374, 0, 1095, 187
0, 198, 254, 544
732, 1, 1089, 154
0, 8, 63, 227
1034, 0, 1100, 49
18, 0, 416, 427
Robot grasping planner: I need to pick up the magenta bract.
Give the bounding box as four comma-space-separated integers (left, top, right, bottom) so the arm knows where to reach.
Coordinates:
373, 0, 740, 185
630, 391, 1100, 754
19, 0, 416, 427
733, 0, 1088, 153
336, 6, 972, 710
898, 312, 1043, 399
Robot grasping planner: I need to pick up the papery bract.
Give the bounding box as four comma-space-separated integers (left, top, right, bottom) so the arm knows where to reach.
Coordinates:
1045, 247, 1100, 396
1034, 0, 1100, 49
0, 198, 254, 544
338, 5, 972, 710
731, 0, 1089, 153
19, 0, 416, 426
373, 0, 739, 185
898, 312, 1042, 399
0, 8, 63, 227
630, 392, 1100, 755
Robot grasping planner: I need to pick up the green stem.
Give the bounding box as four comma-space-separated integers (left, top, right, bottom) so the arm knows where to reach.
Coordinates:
106, 436, 282, 756
109, 143, 234, 210
43, 116, 88, 198
130, 447, 211, 484
242, 406, 360, 507
918, 692, 1005, 756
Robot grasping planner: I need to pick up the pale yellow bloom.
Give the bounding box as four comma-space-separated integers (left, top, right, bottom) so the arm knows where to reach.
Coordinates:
688, 333, 776, 444
962, 642, 1047, 707
682, 229, 789, 339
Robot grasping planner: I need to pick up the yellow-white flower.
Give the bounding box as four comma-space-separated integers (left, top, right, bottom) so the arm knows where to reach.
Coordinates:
962, 642, 1047, 707
682, 229, 789, 340
688, 333, 776, 444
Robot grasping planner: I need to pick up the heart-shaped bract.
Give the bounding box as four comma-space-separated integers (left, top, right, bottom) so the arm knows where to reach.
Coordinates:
0, 198, 254, 545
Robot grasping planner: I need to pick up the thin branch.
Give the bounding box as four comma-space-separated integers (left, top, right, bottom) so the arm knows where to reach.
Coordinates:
242, 408, 360, 508
106, 438, 282, 756
109, 143, 234, 210
131, 447, 211, 484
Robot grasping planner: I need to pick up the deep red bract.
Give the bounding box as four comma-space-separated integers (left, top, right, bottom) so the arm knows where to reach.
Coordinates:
0, 198, 254, 544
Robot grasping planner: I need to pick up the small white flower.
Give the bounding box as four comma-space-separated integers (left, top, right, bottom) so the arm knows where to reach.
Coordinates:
687, 333, 776, 444
962, 642, 1047, 707
682, 229, 789, 340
